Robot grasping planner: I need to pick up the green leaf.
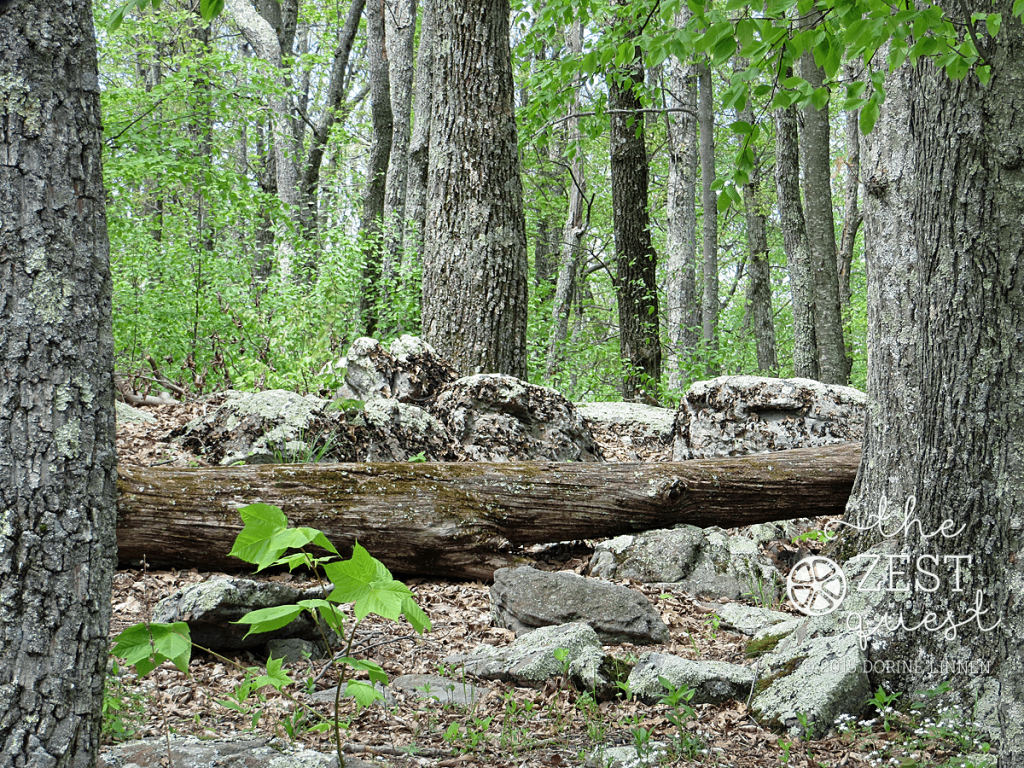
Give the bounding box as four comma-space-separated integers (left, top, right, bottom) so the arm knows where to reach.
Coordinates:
107, 4, 128, 32
860, 98, 880, 134
254, 655, 294, 690
730, 120, 754, 136
234, 604, 304, 636
230, 503, 289, 568
977, 64, 992, 85
200, 0, 223, 21
337, 657, 388, 685
810, 87, 830, 111
344, 680, 384, 709
112, 622, 192, 677
985, 13, 1001, 37
1014, 0, 1024, 19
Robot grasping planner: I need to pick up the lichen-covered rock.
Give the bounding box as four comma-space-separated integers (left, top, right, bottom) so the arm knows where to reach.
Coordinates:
674, 376, 867, 460
360, 399, 461, 461
589, 526, 783, 602
336, 335, 458, 405
443, 622, 605, 687
490, 566, 669, 645
391, 674, 489, 708
99, 737, 378, 767
432, 374, 603, 462
709, 603, 794, 637
626, 652, 755, 705
115, 400, 157, 424
575, 401, 676, 461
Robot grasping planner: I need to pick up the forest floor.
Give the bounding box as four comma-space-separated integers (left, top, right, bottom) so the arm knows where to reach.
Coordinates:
108, 402, 980, 768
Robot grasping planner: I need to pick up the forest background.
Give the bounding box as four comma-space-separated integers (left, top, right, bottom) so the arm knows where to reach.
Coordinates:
101, 0, 870, 403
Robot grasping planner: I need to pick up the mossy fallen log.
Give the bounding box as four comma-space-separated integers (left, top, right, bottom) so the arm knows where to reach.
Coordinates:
117, 442, 861, 580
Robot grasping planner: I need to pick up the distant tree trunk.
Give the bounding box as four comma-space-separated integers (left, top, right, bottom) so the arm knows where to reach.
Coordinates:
382, 0, 418, 263
359, 0, 395, 337
799, 42, 849, 384
739, 98, 777, 373
546, 20, 587, 382
775, 100, 818, 379
404, 0, 434, 264
839, 62, 863, 315
422, 0, 528, 378
665, 8, 699, 392
698, 62, 719, 377
0, 0, 118, 763
610, 36, 661, 401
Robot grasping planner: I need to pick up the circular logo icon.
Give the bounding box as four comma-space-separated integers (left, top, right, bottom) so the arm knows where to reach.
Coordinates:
787, 556, 847, 615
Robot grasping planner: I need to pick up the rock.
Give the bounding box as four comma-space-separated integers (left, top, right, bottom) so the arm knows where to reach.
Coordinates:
443, 622, 606, 688
310, 681, 392, 707
626, 652, 755, 705
568, 646, 632, 701
589, 526, 783, 603
575, 401, 676, 460
750, 632, 872, 739
360, 398, 461, 461
98, 737, 382, 768
391, 674, 489, 708
490, 566, 670, 645
673, 376, 867, 460
431, 374, 603, 462
337, 335, 458, 405
266, 638, 322, 663
708, 603, 795, 637
585, 742, 670, 768
152, 577, 328, 651
115, 400, 157, 424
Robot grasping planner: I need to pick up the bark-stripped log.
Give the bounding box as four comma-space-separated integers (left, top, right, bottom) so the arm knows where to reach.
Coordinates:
117, 443, 861, 580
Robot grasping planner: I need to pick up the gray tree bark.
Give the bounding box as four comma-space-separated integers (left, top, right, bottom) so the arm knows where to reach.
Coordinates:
359, 0, 395, 337
0, 0, 119, 764
739, 99, 777, 373
775, 101, 818, 379
422, 0, 529, 378
799, 44, 849, 384
665, 8, 700, 392
610, 38, 661, 401
839, 64, 863, 314
838, 18, 1024, 754
404, 0, 434, 263
698, 62, 719, 377
382, 0, 418, 262
546, 21, 588, 383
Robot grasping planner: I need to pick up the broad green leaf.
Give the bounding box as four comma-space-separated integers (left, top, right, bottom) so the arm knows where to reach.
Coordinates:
255, 655, 294, 690
112, 622, 192, 677
985, 12, 1001, 37
200, 0, 223, 21
230, 503, 289, 568
344, 680, 384, 709
860, 98, 880, 134
810, 86, 830, 111
730, 120, 754, 136
235, 604, 303, 636
1014, 0, 1024, 19
323, 542, 391, 605
977, 64, 992, 85
337, 657, 388, 685
107, 4, 128, 32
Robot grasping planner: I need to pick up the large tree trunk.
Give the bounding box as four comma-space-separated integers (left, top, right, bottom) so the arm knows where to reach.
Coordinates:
665, 10, 699, 393
798, 41, 849, 384
838, 63, 863, 315
775, 101, 818, 379
610, 37, 661, 401
842, 16, 1024, 754
358, 0, 395, 337
117, 444, 861, 580
0, 0, 118, 764
698, 62, 719, 378
382, 0, 418, 263
403, 0, 434, 264
422, 0, 529, 378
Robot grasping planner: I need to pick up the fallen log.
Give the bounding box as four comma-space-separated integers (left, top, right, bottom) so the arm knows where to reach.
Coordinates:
117, 442, 861, 581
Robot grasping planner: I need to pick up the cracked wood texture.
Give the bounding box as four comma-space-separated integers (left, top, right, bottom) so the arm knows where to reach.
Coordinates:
117, 443, 860, 580
0, 0, 118, 764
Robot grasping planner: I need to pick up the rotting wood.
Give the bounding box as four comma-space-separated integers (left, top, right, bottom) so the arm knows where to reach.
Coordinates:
117, 442, 861, 580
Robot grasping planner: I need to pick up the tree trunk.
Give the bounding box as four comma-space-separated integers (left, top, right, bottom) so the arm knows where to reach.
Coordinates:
698, 62, 719, 377
739, 94, 777, 373
546, 21, 587, 384
382, 0, 418, 264
359, 0, 395, 337
0, 1, 119, 764
117, 444, 861, 580
422, 0, 529, 378
610, 37, 661, 401
798, 43, 849, 384
404, 0, 434, 263
839, 64, 863, 315
840, 17, 1024, 753
774, 101, 818, 379
665, 9, 699, 392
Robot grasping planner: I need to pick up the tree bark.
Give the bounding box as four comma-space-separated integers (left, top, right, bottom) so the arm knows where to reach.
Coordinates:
774, 101, 818, 379
422, 0, 529, 378
665, 9, 699, 392
117, 444, 861, 580
0, 0, 119, 763
799, 42, 849, 384
359, 0, 395, 337
698, 62, 719, 377
610, 37, 661, 401
382, 0, 418, 265
839, 64, 863, 315
404, 0, 434, 263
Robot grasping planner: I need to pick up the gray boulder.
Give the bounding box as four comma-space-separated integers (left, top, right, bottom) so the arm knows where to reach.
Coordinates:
337, 335, 458, 405
98, 737, 381, 768
152, 577, 327, 651
589, 526, 783, 603
359, 398, 461, 461
491, 566, 670, 645
391, 673, 489, 708
626, 652, 755, 705
115, 400, 157, 424
575, 401, 676, 460
585, 743, 670, 768
710, 603, 795, 637
431, 374, 603, 462
674, 376, 867, 460
443, 622, 613, 689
